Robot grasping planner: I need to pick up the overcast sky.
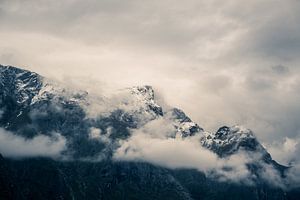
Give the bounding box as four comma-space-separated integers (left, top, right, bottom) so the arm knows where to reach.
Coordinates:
1, 0, 300, 146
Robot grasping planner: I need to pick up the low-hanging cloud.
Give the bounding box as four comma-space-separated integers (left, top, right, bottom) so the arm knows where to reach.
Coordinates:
265, 136, 300, 166
265, 136, 300, 188
0, 128, 66, 158
112, 117, 288, 186
113, 130, 250, 183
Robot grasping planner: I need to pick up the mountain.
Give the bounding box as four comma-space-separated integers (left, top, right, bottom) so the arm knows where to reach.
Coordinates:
0, 64, 299, 200
200, 125, 286, 168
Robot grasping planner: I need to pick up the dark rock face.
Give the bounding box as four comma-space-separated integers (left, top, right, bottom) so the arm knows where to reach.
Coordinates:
201, 125, 273, 159
0, 65, 299, 200
215, 126, 231, 139
1, 157, 298, 200
0, 158, 193, 200
171, 108, 192, 123
168, 108, 203, 137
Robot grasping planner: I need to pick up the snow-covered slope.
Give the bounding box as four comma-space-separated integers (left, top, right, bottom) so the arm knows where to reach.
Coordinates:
131, 85, 163, 116
200, 125, 268, 157
0, 65, 42, 105
166, 108, 203, 137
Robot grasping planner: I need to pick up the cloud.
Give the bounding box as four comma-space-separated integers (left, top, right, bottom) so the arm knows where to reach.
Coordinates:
89, 127, 102, 139
113, 128, 252, 183
286, 164, 300, 189
271, 65, 290, 75
265, 136, 300, 166
88, 127, 111, 144
113, 117, 286, 186
259, 163, 286, 189
264, 135, 300, 188
0, 128, 66, 158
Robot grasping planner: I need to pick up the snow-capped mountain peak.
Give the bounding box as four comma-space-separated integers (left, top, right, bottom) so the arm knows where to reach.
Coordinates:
130, 85, 163, 116
0, 65, 43, 105
0, 65, 285, 174
131, 85, 155, 100
167, 108, 203, 137
200, 125, 268, 158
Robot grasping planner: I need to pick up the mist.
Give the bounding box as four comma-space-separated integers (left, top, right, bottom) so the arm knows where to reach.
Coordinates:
112, 117, 289, 187
0, 128, 66, 158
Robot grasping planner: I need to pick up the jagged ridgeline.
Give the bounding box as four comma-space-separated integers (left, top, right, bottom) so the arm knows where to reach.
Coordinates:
0, 65, 299, 200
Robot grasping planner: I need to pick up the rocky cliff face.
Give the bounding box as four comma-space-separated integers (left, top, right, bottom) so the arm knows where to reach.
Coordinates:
0, 65, 299, 200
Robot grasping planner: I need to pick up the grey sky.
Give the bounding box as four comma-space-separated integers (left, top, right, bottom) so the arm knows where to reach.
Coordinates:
1, 0, 300, 149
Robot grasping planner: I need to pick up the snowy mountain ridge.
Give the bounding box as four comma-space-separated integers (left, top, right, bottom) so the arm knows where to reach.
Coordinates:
0, 65, 278, 159
0, 65, 286, 176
